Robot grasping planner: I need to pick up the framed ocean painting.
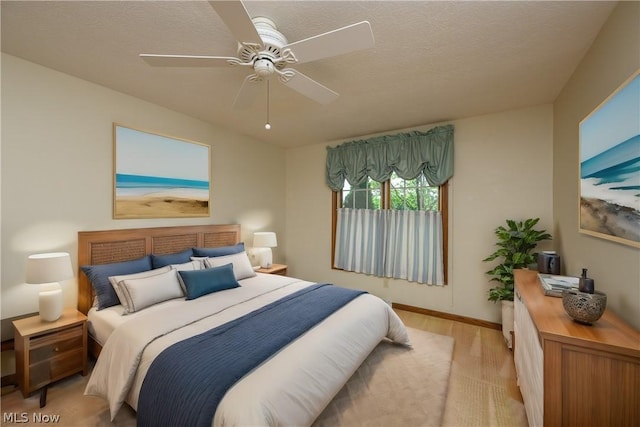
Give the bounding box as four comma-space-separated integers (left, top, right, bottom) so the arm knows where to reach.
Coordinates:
579, 69, 640, 248
113, 124, 210, 219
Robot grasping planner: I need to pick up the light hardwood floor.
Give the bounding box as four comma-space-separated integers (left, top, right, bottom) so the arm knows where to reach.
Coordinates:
1, 309, 528, 426
395, 309, 528, 427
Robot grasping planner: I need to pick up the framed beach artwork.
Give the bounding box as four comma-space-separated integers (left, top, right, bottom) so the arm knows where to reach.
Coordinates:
579, 69, 640, 248
113, 124, 210, 219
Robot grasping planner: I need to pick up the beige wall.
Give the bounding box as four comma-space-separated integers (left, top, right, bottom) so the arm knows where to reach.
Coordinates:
286, 104, 554, 323
553, 2, 640, 329
1, 54, 286, 319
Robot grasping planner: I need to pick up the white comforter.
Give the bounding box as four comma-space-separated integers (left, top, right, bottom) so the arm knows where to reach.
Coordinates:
85, 274, 410, 426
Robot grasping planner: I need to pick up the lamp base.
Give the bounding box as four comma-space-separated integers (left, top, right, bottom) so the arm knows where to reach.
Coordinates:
259, 248, 273, 269
39, 283, 63, 322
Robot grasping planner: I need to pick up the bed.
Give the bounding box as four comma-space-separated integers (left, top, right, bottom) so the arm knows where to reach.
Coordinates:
78, 224, 410, 426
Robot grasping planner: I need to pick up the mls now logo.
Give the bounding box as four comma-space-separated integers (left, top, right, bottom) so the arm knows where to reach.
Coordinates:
3, 412, 61, 423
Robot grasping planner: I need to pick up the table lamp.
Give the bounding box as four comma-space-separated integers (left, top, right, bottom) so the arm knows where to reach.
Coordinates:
25, 252, 73, 322
253, 232, 277, 268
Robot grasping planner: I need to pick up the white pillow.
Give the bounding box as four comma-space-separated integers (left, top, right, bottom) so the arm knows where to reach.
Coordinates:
204, 252, 257, 280
119, 269, 184, 314
189, 256, 208, 269
172, 260, 203, 293
170, 260, 202, 271
108, 266, 171, 312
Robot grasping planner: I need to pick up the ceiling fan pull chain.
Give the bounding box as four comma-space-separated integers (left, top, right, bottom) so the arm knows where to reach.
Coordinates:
265, 79, 271, 130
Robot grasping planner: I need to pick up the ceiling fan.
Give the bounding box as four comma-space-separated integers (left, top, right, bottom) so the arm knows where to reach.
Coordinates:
140, 0, 375, 109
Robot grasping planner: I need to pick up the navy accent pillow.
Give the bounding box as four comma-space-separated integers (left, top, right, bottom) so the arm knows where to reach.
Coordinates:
81, 255, 152, 310
192, 243, 244, 258
151, 248, 194, 268
178, 263, 240, 300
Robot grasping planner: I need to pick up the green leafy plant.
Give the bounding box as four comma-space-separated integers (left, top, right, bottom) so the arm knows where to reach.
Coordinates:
483, 218, 551, 302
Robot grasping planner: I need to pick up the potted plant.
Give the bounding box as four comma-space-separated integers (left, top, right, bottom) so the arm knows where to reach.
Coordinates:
483, 218, 551, 348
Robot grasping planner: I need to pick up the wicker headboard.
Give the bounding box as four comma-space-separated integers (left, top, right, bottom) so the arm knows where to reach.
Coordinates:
77, 224, 241, 315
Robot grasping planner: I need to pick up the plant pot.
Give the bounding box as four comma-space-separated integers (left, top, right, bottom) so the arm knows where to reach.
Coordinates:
501, 300, 514, 349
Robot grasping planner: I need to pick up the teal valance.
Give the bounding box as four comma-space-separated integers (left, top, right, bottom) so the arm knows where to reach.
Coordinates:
325, 124, 454, 191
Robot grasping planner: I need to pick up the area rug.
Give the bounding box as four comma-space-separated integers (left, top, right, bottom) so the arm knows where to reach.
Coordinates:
313, 327, 455, 427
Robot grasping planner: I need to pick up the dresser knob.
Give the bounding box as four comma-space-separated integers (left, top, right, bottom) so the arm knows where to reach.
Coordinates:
54, 347, 59, 352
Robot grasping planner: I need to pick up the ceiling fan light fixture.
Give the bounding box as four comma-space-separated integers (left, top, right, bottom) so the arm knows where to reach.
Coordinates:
254, 58, 275, 77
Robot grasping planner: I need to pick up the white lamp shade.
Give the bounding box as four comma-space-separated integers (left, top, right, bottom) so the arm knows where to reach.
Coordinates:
253, 232, 277, 248
26, 252, 73, 284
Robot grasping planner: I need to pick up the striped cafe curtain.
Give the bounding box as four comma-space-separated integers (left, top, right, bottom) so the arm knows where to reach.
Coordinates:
335, 208, 444, 285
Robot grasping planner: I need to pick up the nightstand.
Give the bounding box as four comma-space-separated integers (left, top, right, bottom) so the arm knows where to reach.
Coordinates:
13, 308, 87, 407
257, 264, 288, 275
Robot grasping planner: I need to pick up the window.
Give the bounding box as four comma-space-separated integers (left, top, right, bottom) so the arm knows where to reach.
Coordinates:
342, 178, 382, 210
326, 124, 453, 286
332, 175, 448, 284
390, 172, 439, 211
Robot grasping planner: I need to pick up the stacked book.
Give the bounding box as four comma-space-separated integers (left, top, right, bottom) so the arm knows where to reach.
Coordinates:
538, 273, 579, 297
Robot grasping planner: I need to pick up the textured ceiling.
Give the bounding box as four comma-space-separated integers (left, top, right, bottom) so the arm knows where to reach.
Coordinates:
1, 1, 616, 148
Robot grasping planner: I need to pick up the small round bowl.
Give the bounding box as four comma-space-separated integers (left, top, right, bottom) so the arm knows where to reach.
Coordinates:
562, 289, 607, 325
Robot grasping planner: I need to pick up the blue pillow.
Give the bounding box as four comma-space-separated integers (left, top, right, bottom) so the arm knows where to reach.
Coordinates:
178, 263, 240, 300
192, 243, 244, 258
151, 248, 194, 268
81, 255, 152, 310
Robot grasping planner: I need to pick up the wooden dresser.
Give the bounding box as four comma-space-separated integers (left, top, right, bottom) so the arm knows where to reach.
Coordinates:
513, 269, 640, 427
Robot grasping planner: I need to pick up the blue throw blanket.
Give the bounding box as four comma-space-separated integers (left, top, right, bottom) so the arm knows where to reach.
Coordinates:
137, 283, 365, 427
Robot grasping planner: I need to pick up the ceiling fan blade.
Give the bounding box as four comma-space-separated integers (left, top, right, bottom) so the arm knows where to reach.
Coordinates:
280, 69, 339, 105
140, 54, 237, 67
282, 21, 374, 65
233, 75, 262, 109
209, 0, 263, 47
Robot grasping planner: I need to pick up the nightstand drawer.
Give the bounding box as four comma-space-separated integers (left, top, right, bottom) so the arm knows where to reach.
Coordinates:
29, 325, 83, 352
30, 325, 84, 358
29, 348, 84, 390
